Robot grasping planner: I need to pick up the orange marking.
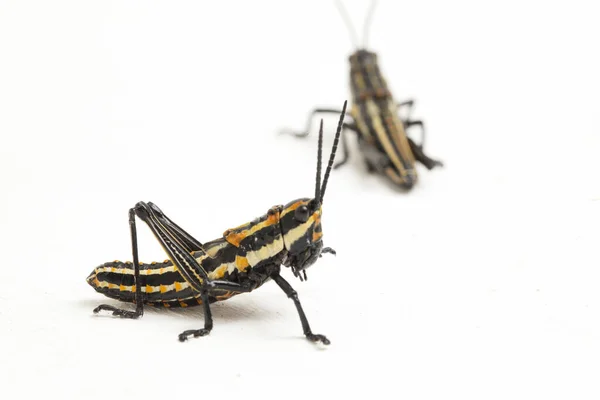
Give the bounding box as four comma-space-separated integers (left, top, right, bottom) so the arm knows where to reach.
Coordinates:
174, 282, 183, 292
236, 256, 249, 271
212, 265, 228, 279
281, 200, 305, 216
131, 285, 136, 293
312, 231, 323, 242
375, 88, 387, 97
120, 284, 127, 291
146, 285, 153, 294
215, 291, 236, 301
225, 231, 246, 246
179, 301, 188, 308
225, 209, 281, 247
163, 303, 170, 308
197, 298, 203, 305
267, 212, 278, 224
108, 283, 116, 289
160, 285, 167, 294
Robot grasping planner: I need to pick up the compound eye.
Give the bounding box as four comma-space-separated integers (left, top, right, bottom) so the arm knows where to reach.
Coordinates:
294, 205, 310, 223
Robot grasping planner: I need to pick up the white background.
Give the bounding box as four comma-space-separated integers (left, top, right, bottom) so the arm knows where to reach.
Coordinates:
1, 0, 599, 398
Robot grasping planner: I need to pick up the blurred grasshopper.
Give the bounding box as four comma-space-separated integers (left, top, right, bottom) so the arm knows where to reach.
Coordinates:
88, 102, 348, 345
283, 0, 442, 189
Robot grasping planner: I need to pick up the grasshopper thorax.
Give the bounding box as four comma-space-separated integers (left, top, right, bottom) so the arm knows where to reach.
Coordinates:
349, 49, 391, 102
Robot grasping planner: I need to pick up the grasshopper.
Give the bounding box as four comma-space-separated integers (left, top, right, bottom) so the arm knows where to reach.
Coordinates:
87, 102, 348, 345
283, 0, 443, 189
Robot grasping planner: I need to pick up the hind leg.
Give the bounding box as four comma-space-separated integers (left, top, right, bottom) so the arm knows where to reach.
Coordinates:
93, 208, 144, 318
407, 138, 443, 170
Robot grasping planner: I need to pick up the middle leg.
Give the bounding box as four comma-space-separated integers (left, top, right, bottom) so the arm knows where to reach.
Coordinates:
333, 122, 358, 169
404, 119, 426, 150
178, 290, 213, 342
396, 99, 427, 149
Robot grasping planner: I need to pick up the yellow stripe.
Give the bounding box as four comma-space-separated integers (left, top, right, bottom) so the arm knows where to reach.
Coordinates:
386, 102, 415, 165
209, 264, 229, 280
94, 265, 178, 276
95, 280, 190, 293
352, 104, 372, 141
204, 240, 229, 257
246, 237, 285, 267
280, 200, 306, 218
283, 213, 319, 248
366, 100, 409, 177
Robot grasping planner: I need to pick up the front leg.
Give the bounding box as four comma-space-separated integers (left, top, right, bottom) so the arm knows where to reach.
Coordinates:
280, 108, 350, 138
271, 273, 330, 345
403, 119, 426, 149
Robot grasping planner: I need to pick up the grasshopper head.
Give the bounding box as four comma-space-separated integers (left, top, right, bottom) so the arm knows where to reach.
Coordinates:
281, 198, 324, 279
280, 101, 347, 281
349, 49, 378, 71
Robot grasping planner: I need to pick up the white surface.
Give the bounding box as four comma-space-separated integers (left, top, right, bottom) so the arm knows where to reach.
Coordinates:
1, 0, 599, 398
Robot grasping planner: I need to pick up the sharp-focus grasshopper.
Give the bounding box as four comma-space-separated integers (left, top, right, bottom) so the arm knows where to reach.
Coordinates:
283, 1, 443, 190
87, 102, 348, 345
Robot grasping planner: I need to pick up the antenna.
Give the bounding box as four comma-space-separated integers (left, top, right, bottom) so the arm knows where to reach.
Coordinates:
320, 100, 347, 203
334, 0, 359, 48
362, 0, 378, 48
315, 119, 324, 202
